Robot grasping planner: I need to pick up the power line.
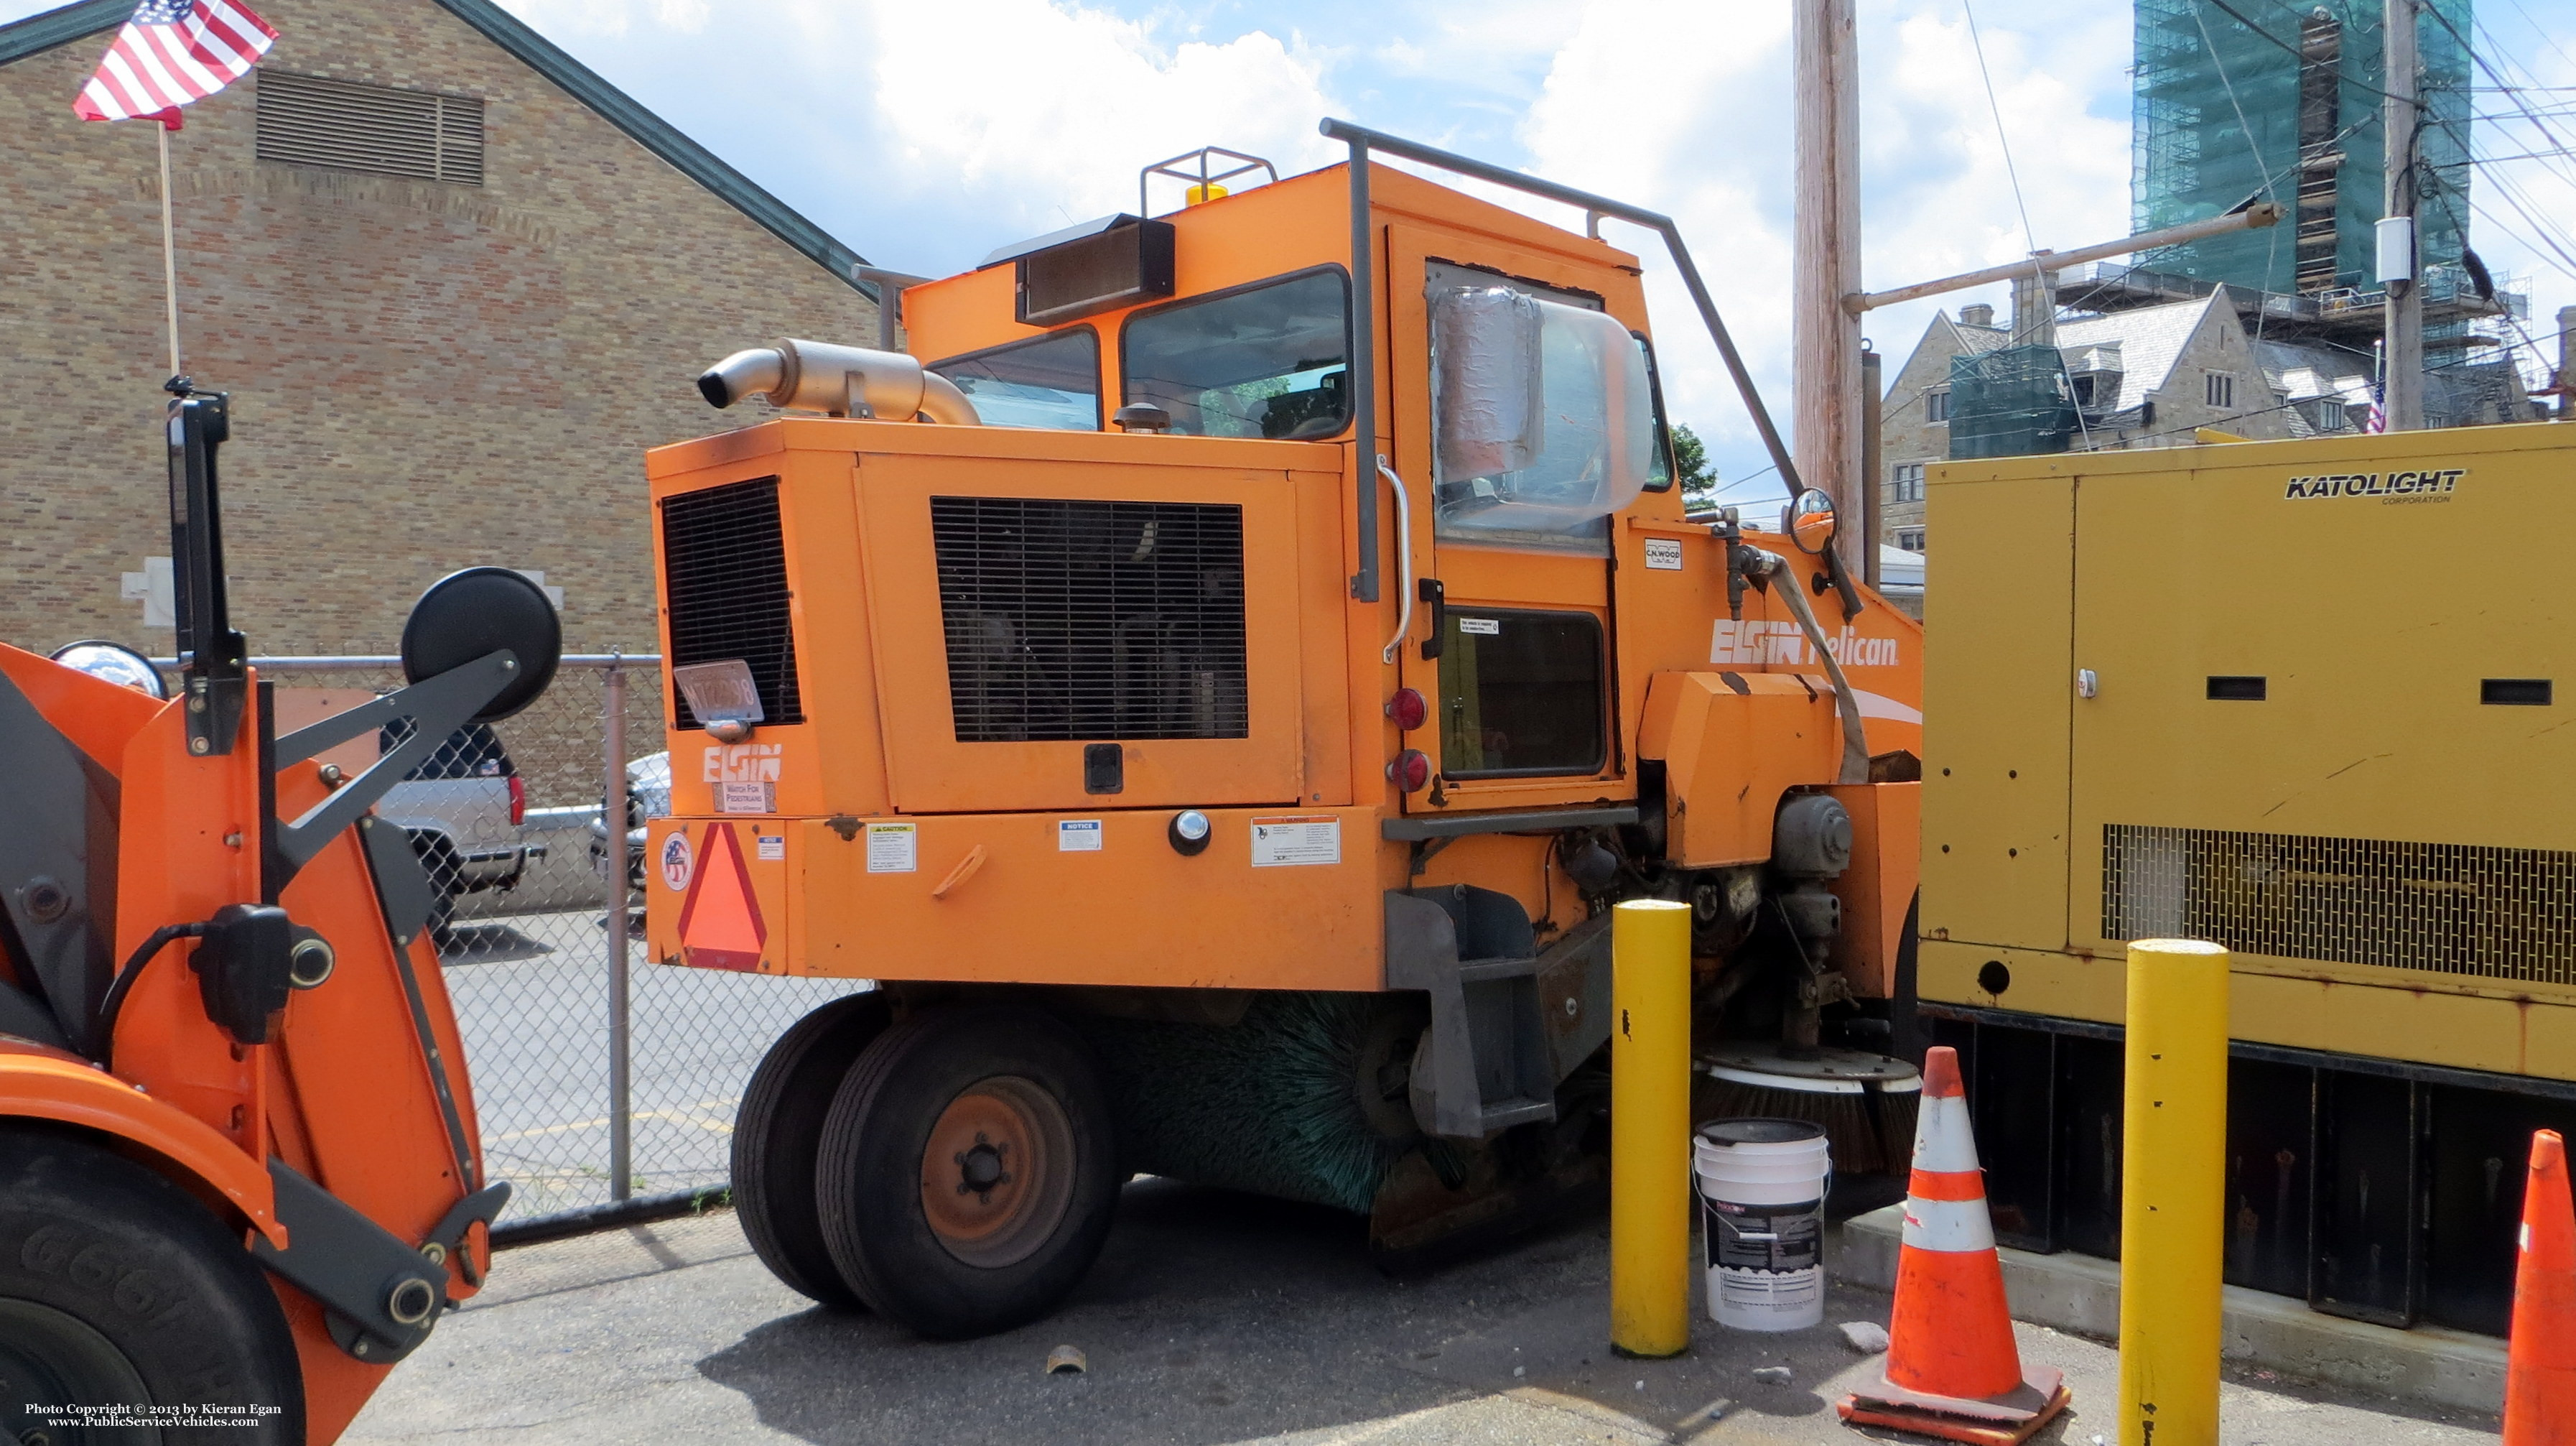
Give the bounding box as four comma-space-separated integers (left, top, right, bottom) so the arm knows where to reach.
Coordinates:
1958, 0, 2038, 257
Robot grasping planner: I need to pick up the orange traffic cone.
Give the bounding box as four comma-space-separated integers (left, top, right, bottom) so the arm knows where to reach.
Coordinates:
1837, 1047, 2070, 1445
2506, 1128, 2576, 1445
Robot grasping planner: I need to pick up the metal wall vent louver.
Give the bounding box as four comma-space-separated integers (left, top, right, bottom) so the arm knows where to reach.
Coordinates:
256, 70, 485, 187
931, 497, 1248, 743
2103, 824, 2576, 986
661, 478, 803, 729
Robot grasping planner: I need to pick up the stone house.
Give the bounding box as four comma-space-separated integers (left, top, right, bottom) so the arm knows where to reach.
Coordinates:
1878, 286, 2539, 555
0, 0, 880, 657
1875, 302, 2008, 555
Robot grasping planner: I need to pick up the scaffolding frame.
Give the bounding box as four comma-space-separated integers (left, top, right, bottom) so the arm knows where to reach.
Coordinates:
2132, 0, 2472, 304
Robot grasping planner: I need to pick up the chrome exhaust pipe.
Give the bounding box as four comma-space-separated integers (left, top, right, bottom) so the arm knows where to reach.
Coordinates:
694, 338, 980, 425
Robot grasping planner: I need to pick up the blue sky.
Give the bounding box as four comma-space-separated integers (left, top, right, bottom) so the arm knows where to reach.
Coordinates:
14, 0, 2574, 504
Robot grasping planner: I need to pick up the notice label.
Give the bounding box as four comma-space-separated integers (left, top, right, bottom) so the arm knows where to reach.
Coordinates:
1643, 537, 1685, 570
757, 834, 785, 862
1456, 616, 1500, 636
1250, 815, 1341, 868
716, 781, 775, 815
865, 822, 917, 874
659, 831, 692, 891
1059, 819, 1103, 852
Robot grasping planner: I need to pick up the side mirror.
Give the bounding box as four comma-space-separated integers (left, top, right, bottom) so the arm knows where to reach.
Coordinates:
1429, 286, 1543, 480
1786, 488, 1838, 556
400, 567, 562, 723
49, 641, 169, 700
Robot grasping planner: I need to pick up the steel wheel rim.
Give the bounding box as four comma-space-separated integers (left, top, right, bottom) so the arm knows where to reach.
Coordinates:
918, 1075, 1076, 1268
0, 1297, 162, 1445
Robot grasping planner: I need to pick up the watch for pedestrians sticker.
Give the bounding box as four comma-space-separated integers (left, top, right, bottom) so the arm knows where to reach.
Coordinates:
660, 831, 693, 891
866, 821, 918, 874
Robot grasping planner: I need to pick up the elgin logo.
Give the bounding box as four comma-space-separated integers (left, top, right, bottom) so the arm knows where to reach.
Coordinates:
1711, 620, 1900, 669
703, 743, 783, 784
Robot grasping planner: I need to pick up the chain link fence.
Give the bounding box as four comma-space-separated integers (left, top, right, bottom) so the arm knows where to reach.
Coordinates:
255, 656, 860, 1228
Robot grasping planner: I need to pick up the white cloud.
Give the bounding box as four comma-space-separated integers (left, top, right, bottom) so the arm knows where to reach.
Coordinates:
7, 0, 2568, 463
864, 0, 1338, 225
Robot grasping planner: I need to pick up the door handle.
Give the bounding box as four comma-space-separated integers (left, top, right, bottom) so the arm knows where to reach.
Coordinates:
1418, 578, 1446, 660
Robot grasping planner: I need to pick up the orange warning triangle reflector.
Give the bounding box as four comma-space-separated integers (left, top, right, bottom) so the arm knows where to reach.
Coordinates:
676, 822, 766, 971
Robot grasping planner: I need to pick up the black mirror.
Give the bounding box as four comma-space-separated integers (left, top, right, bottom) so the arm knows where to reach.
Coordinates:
401, 567, 561, 723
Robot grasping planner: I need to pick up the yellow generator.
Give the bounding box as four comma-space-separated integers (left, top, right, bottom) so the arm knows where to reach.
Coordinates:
1917, 420, 2576, 1338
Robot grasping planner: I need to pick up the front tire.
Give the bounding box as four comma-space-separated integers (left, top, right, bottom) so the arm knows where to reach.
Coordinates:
733, 992, 892, 1307
0, 1131, 304, 1444
815, 1007, 1118, 1338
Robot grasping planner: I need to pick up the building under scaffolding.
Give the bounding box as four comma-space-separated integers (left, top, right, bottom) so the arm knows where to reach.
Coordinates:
2133, 0, 2473, 302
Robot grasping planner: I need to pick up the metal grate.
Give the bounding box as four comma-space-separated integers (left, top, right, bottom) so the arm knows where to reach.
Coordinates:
2103, 825, 2576, 986
661, 478, 802, 728
931, 497, 1247, 742
256, 70, 485, 186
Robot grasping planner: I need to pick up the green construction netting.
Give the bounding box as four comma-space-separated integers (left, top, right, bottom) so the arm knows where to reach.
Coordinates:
2132, 0, 2471, 296
1949, 346, 2077, 460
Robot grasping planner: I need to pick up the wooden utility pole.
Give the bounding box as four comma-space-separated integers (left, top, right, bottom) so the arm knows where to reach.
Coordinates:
1792, 0, 1862, 565
2381, 0, 2424, 430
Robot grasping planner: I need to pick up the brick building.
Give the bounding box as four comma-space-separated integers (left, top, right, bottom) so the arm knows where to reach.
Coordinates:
0, 0, 879, 656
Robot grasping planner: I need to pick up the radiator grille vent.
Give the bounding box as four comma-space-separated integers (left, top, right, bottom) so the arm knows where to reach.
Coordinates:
256, 70, 484, 185
931, 497, 1247, 742
2103, 824, 2576, 986
661, 478, 802, 728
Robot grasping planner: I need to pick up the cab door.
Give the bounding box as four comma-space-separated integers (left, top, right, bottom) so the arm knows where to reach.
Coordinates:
1385, 226, 1663, 815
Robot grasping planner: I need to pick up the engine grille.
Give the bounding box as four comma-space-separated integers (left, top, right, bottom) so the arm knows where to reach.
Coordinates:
660, 477, 804, 728
2102, 824, 2576, 986
931, 496, 1247, 743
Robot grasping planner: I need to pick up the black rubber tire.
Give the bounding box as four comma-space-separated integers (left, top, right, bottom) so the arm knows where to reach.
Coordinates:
733, 991, 893, 1307
0, 1130, 303, 1444
815, 1006, 1119, 1339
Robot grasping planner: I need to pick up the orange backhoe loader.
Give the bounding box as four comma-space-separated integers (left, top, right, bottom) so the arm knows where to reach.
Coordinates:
0, 382, 559, 1442
645, 125, 1927, 1339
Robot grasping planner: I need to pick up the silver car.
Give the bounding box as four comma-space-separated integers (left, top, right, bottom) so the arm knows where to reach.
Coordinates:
378, 723, 544, 937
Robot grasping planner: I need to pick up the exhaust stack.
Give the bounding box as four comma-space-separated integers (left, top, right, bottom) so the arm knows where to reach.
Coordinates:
697, 338, 979, 425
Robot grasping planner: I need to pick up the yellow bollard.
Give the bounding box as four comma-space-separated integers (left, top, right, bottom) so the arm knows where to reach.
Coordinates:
2117, 938, 2231, 1446
1610, 898, 1693, 1358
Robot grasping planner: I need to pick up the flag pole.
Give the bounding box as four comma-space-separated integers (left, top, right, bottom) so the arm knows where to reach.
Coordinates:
156, 117, 180, 377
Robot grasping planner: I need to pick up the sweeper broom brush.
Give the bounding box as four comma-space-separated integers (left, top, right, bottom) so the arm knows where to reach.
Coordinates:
1077, 991, 1440, 1214
1696, 1043, 1921, 1182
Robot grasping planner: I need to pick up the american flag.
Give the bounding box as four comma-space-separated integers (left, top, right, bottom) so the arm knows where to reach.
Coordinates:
72, 0, 276, 126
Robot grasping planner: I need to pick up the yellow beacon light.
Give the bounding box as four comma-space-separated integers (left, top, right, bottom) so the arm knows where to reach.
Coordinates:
1185, 182, 1229, 205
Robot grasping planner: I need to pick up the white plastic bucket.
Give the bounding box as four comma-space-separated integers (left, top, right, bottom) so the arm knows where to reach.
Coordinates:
1693, 1118, 1832, 1331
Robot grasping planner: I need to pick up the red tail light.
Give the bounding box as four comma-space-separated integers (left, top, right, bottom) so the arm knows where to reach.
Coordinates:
1384, 687, 1428, 731
1387, 749, 1431, 792
508, 774, 526, 826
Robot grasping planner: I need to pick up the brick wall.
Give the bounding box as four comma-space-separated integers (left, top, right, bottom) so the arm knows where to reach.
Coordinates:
0, 0, 877, 657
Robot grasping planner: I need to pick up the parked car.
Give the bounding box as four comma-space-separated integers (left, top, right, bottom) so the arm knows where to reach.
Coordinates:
590, 750, 671, 893
378, 721, 545, 939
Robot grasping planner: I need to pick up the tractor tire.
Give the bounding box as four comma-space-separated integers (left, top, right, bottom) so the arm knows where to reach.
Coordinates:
733, 991, 893, 1307
0, 1129, 303, 1444
814, 1006, 1119, 1339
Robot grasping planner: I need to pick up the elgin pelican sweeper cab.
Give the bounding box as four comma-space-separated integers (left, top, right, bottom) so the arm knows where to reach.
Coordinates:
0, 387, 561, 1442
643, 126, 1926, 1338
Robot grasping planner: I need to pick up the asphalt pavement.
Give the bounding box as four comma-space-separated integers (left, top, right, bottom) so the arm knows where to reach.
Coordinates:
434, 907, 860, 1218
345, 1185, 2503, 1445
